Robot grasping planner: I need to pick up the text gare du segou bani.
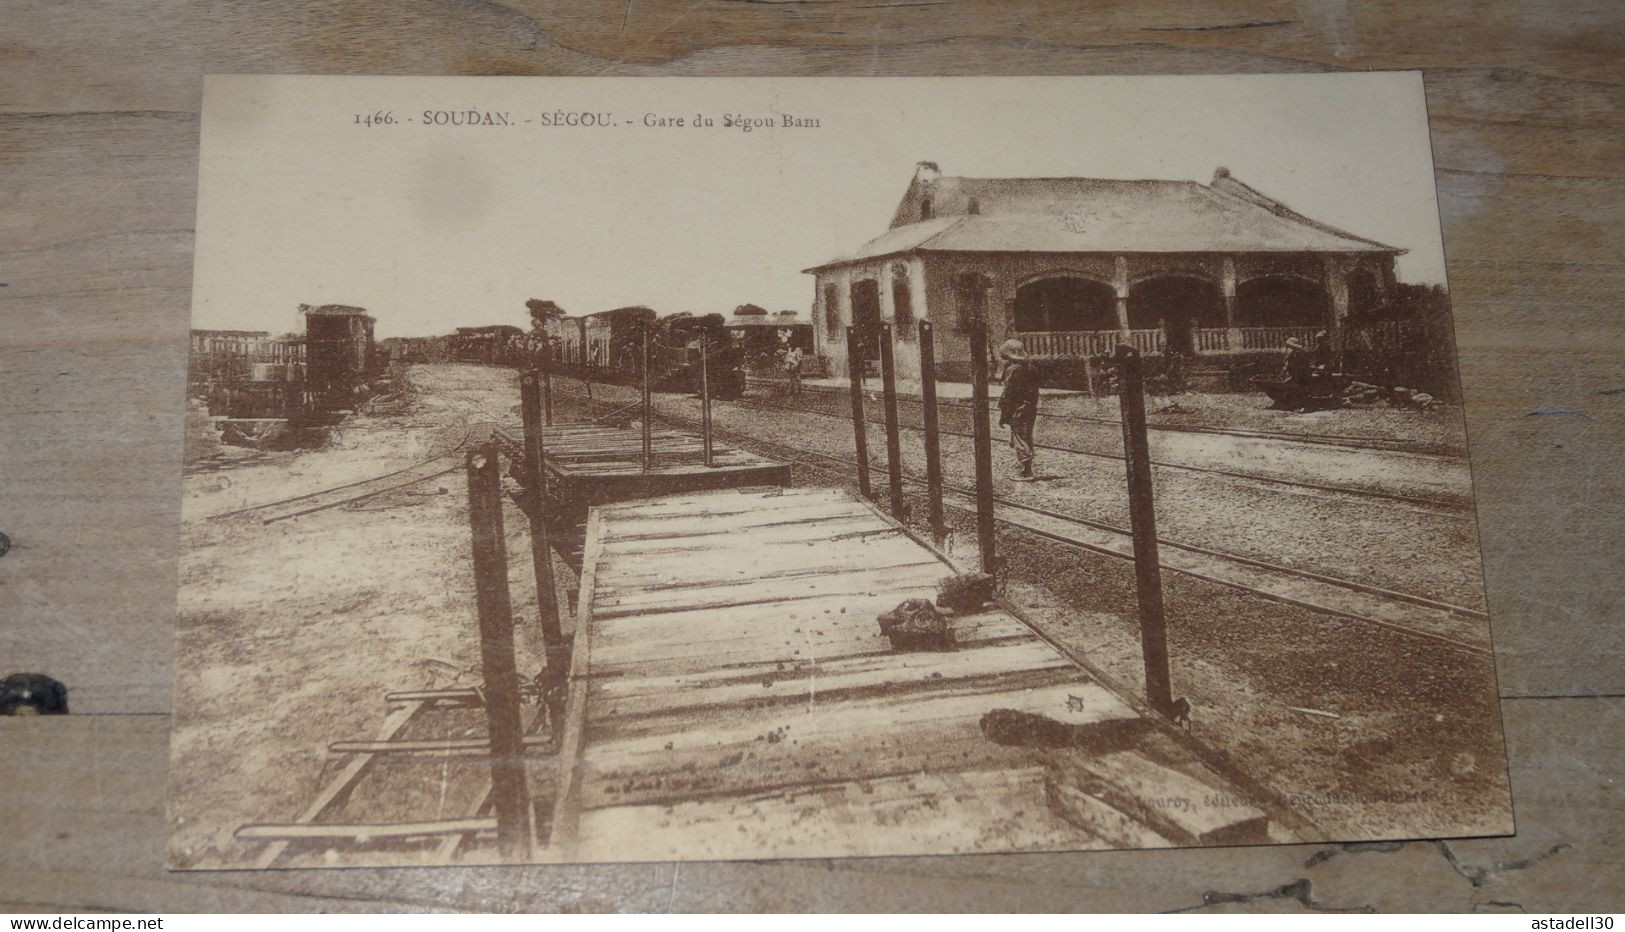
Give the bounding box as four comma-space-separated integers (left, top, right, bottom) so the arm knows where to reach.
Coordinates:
352, 108, 824, 131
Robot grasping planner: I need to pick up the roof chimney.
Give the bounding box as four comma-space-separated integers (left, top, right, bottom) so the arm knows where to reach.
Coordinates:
1212, 166, 1231, 183
914, 161, 941, 185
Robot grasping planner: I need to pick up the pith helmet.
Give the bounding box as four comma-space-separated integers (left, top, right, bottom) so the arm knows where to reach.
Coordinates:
997, 338, 1029, 361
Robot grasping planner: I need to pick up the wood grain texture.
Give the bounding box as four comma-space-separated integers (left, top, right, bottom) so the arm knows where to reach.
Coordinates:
0, 0, 1620, 911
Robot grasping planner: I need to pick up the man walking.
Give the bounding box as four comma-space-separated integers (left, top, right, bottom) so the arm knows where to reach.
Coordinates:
996, 338, 1040, 481
782, 344, 804, 396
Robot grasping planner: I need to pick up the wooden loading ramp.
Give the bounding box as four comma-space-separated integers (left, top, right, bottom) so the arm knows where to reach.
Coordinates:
550, 486, 1296, 862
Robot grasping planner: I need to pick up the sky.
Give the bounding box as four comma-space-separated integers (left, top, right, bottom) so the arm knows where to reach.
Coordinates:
191, 74, 1448, 339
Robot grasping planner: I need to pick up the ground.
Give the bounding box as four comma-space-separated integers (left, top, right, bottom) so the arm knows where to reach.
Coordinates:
169, 363, 1511, 868
170, 367, 573, 868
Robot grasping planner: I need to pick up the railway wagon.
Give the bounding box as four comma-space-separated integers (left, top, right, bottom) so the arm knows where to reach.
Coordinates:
301, 304, 377, 409
581, 306, 658, 373
378, 335, 449, 365
542, 307, 745, 398
656, 312, 746, 397
544, 316, 588, 366
726, 312, 814, 370
449, 325, 525, 364
188, 329, 308, 419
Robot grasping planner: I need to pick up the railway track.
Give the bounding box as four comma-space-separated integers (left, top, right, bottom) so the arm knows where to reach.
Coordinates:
731, 389, 1469, 519
204, 390, 500, 524
747, 376, 1464, 459
728, 393, 1470, 516
549, 383, 1492, 658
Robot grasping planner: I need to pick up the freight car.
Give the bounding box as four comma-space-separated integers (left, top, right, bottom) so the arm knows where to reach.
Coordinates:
378, 335, 448, 365
301, 304, 378, 409
187, 304, 380, 439
725, 311, 815, 374
449, 325, 526, 364
412, 308, 746, 398
545, 307, 744, 398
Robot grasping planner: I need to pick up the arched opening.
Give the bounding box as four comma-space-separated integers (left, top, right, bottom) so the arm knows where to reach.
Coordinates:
919, 196, 933, 221
850, 278, 883, 361
1236, 276, 1329, 328
1127, 276, 1224, 357
1346, 268, 1382, 318
1013, 277, 1117, 332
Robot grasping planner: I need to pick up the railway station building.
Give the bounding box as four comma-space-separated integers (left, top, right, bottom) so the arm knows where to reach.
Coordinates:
804, 162, 1405, 381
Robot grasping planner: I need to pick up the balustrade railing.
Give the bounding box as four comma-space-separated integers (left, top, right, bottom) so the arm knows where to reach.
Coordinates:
1018, 326, 1323, 357
1238, 326, 1320, 351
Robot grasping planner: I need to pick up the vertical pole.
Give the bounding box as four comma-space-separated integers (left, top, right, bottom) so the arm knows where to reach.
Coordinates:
580, 318, 593, 405
846, 325, 873, 501
878, 323, 906, 518
918, 320, 946, 543
640, 326, 653, 473
519, 373, 566, 668
700, 337, 715, 468
465, 443, 533, 861
967, 312, 998, 577
1115, 344, 1174, 716
541, 348, 553, 427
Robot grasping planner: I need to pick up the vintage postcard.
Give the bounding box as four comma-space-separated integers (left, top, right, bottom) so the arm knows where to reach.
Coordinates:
171, 73, 1511, 869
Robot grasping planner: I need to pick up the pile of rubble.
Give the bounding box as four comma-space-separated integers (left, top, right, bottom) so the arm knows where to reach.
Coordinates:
874, 572, 998, 653
1341, 381, 1437, 408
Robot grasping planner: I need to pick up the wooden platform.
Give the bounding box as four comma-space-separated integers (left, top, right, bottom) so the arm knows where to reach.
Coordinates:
516, 423, 791, 506
551, 486, 1284, 862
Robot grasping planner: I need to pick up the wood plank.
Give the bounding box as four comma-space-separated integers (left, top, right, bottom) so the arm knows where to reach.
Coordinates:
1046, 750, 1271, 847
236, 817, 498, 843
573, 767, 1122, 863
597, 501, 878, 542
590, 637, 1076, 712
572, 678, 1142, 812
327, 735, 556, 756
592, 487, 841, 520
589, 563, 952, 620
589, 615, 1036, 677
548, 505, 605, 861
587, 596, 1029, 659
585, 677, 1133, 757
592, 547, 939, 598
595, 513, 889, 558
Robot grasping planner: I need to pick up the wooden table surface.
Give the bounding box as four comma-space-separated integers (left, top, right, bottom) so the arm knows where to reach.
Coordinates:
1, 1, 1620, 913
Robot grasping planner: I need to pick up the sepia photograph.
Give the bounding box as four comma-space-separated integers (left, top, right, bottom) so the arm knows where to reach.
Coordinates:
169, 73, 1512, 869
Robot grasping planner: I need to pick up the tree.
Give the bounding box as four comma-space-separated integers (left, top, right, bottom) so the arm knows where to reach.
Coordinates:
526, 299, 567, 330
732, 303, 769, 317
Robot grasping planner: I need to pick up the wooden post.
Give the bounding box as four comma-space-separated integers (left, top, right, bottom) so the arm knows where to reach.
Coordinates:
1115, 344, 1175, 716
519, 372, 566, 671
918, 320, 946, 543
700, 337, 715, 468
877, 322, 906, 518
640, 326, 653, 473
967, 312, 998, 577
846, 326, 873, 501
540, 349, 553, 427
464, 443, 532, 861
